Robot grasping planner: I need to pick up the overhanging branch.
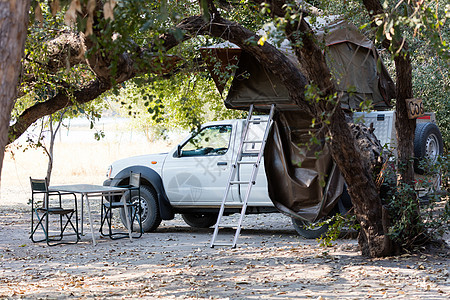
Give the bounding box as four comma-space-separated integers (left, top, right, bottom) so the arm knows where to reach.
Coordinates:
10, 12, 313, 144
8, 79, 111, 143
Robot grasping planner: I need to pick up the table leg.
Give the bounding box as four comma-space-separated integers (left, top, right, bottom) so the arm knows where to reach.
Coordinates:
81, 195, 84, 236
85, 194, 96, 246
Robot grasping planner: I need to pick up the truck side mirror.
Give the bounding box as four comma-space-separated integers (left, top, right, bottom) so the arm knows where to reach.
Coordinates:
176, 145, 182, 157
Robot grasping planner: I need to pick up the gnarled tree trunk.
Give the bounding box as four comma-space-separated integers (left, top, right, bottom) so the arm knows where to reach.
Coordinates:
280, 13, 396, 257
0, 0, 30, 183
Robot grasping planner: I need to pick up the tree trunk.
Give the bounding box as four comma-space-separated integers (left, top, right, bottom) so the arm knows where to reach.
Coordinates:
46, 117, 55, 184
394, 48, 416, 183
393, 43, 423, 242
0, 0, 30, 184
45, 112, 65, 185
329, 109, 396, 257
362, 0, 421, 246
282, 17, 396, 256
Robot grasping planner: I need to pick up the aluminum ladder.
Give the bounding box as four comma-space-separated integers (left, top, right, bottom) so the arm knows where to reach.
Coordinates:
210, 104, 275, 248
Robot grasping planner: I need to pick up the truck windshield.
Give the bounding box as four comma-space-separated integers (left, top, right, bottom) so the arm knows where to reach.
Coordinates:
181, 125, 232, 157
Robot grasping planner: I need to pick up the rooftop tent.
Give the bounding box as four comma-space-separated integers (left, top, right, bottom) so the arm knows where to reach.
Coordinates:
224, 51, 298, 111
201, 18, 395, 224
200, 41, 300, 111
264, 110, 345, 222
314, 17, 395, 110
204, 17, 395, 111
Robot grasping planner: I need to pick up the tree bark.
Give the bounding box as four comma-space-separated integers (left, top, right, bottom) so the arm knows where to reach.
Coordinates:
394, 48, 416, 183
280, 15, 394, 257
8, 15, 312, 144
393, 44, 422, 240
0, 0, 31, 183
329, 109, 394, 257
362, 0, 419, 245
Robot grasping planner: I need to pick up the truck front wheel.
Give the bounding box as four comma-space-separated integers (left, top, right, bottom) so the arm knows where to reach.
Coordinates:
182, 213, 218, 228
120, 185, 162, 232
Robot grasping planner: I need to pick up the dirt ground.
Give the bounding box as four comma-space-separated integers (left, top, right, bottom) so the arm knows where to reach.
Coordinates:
0, 203, 449, 299
1, 122, 449, 299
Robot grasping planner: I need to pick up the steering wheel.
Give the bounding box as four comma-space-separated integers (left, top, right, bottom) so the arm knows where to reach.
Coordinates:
214, 147, 228, 154
203, 147, 214, 154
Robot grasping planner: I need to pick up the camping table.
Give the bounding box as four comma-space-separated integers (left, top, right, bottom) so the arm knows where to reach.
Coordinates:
49, 184, 130, 246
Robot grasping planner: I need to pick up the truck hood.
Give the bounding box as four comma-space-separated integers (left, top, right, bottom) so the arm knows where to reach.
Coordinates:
109, 153, 168, 178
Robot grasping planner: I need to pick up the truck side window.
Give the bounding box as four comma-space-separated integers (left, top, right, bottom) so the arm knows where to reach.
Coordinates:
180, 125, 232, 157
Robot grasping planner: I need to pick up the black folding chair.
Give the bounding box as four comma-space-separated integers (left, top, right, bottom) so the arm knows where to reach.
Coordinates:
100, 172, 143, 239
30, 178, 80, 246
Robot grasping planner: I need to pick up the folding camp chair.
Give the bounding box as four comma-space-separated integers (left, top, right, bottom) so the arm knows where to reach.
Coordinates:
100, 172, 143, 239
30, 178, 80, 246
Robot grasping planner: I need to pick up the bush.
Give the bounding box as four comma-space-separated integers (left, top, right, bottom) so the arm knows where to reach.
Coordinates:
382, 155, 450, 249
318, 155, 450, 250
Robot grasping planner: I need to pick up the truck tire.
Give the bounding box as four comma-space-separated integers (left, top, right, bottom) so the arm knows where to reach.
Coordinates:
414, 122, 443, 175
182, 213, 218, 228
291, 218, 329, 239
120, 186, 162, 232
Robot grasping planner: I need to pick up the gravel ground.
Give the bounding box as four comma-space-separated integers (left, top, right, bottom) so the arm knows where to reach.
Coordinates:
0, 204, 449, 299
1, 133, 449, 299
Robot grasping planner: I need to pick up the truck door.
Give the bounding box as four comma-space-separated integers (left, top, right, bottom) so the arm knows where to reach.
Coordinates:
232, 118, 272, 206
162, 124, 237, 206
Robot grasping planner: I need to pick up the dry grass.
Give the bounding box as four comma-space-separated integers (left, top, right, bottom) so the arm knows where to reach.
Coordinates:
0, 131, 175, 209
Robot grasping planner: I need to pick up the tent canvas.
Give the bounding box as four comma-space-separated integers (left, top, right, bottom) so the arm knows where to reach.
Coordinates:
202, 17, 395, 222
203, 17, 395, 112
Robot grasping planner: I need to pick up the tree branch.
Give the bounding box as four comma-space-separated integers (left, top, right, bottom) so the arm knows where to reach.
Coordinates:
9, 13, 313, 144
172, 15, 312, 113
8, 79, 111, 143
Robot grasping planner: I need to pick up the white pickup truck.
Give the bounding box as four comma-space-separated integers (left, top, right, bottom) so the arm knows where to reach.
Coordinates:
104, 117, 282, 232
103, 111, 443, 238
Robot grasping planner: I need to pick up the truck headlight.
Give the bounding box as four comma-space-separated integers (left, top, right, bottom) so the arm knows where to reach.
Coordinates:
106, 165, 112, 178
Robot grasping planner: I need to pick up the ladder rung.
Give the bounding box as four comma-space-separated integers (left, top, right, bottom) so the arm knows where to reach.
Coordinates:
222, 203, 244, 207
217, 224, 237, 229
243, 140, 263, 143
249, 119, 268, 123
211, 242, 236, 248
230, 181, 254, 185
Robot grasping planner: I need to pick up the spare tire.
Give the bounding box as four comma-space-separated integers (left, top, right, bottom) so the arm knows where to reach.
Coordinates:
291, 218, 330, 239
414, 122, 443, 175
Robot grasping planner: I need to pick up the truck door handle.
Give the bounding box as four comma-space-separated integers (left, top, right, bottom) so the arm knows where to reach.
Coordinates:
217, 162, 227, 166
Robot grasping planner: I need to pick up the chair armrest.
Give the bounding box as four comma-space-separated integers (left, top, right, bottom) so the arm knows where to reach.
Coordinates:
48, 191, 77, 198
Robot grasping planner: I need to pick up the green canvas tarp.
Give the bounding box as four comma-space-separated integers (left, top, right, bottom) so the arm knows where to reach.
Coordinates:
222, 17, 395, 112
203, 17, 395, 222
